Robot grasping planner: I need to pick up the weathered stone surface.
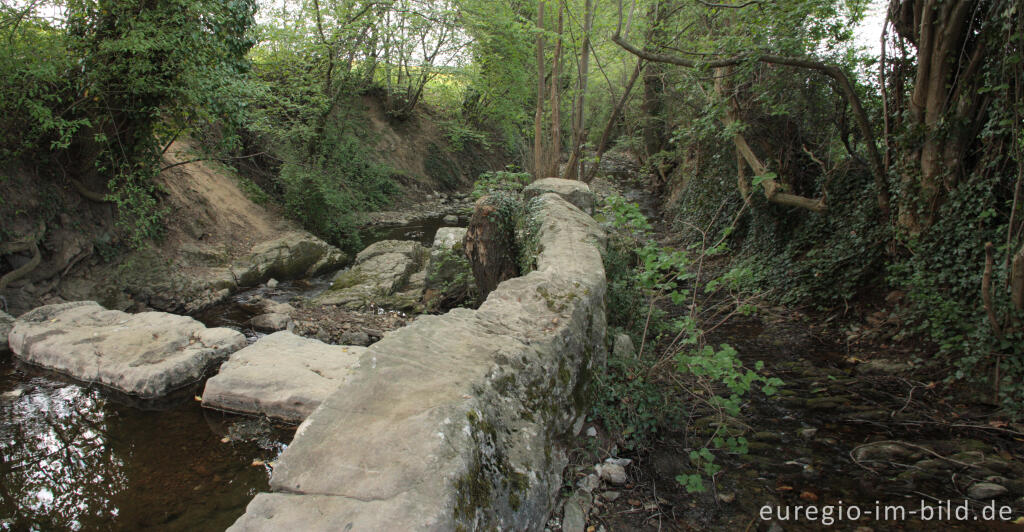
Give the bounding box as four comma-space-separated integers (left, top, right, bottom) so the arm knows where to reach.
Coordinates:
524, 178, 595, 214
9, 301, 245, 398
88, 231, 346, 315
250, 312, 293, 332
202, 331, 364, 423
231, 231, 347, 287
315, 240, 427, 309
596, 463, 627, 485
0, 310, 13, 353
355, 239, 425, 264
562, 497, 586, 532
612, 332, 635, 359
968, 482, 1008, 500
230, 192, 606, 531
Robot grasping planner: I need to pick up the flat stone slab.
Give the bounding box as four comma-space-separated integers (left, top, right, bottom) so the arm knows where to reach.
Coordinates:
524, 178, 595, 214
202, 331, 364, 423
8, 301, 245, 398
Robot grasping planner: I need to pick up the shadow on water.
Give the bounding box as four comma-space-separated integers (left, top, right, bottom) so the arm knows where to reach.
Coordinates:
0, 356, 293, 531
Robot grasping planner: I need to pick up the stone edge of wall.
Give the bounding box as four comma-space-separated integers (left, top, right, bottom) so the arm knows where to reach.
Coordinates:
228, 187, 607, 531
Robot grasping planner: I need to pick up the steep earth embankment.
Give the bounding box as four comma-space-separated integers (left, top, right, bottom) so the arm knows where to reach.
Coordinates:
1, 97, 506, 316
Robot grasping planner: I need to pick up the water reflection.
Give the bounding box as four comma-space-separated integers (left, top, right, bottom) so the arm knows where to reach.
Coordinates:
0, 361, 292, 531
1, 377, 124, 530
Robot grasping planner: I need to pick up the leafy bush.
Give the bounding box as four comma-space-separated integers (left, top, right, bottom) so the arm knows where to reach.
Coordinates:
471, 168, 531, 199
277, 134, 395, 251
592, 195, 781, 486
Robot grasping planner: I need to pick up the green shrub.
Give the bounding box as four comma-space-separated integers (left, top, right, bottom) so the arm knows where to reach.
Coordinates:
471, 168, 531, 199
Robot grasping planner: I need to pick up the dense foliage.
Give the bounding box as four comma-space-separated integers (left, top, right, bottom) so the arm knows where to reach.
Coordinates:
2, 0, 257, 246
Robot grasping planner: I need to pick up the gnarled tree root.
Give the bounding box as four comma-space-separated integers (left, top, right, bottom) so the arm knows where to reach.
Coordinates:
0, 224, 45, 291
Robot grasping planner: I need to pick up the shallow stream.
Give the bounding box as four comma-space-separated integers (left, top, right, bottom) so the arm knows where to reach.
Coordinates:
0, 216, 458, 530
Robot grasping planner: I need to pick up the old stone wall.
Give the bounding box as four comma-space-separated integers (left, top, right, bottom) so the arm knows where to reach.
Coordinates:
229, 183, 607, 531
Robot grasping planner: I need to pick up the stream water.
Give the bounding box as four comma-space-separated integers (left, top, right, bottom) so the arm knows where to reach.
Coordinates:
0, 357, 291, 531
0, 216, 458, 530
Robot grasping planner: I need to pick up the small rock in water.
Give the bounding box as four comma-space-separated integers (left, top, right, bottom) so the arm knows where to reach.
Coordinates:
798, 428, 818, 439
968, 482, 1008, 500
340, 330, 371, 346
601, 491, 620, 501
266, 278, 279, 289
586, 426, 597, 437
596, 463, 627, 485
443, 214, 459, 225
852, 441, 913, 462
250, 313, 293, 332
2, 388, 23, 399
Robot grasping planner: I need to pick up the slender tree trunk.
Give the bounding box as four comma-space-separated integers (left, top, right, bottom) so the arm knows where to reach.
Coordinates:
584, 56, 643, 183
544, 4, 563, 179
564, 0, 593, 181
533, 0, 546, 180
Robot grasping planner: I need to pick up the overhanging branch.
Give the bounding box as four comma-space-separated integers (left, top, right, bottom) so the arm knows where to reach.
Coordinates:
611, 34, 891, 218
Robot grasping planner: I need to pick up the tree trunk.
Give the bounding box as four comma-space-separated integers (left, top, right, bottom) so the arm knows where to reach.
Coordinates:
584, 56, 643, 183
564, 0, 593, 181
715, 67, 827, 213
544, 4, 564, 179
533, 0, 546, 180
890, 0, 989, 233
464, 197, 519, 300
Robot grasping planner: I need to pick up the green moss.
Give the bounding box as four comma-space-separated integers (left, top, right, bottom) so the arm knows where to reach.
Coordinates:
557, 359, 570, 387
493, 374, 516, 395
536, 285, 580, 314
328, 268, 369, 291
454, 409, 532, 525
453, 454, 491, 524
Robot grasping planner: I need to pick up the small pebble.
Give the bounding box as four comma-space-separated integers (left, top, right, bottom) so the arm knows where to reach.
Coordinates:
798, 428, 818, 439
596, 463, 627, 485
968, 482, 1008, 500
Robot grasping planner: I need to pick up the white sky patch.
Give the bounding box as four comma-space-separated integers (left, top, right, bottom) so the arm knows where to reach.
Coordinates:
853, 0, 887, 57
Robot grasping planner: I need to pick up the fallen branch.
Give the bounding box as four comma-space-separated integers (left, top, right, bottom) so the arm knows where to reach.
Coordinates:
70, 178, 110, 203
611, 33, 891, 217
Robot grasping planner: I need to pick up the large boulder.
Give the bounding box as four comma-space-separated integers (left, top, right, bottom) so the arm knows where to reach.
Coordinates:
231, 232, 347, 288
315, 240, 427, 309
8, 301, 245, 398
202, 331, 365, 423
0, 310, 13, 353
524, 178, 595, 214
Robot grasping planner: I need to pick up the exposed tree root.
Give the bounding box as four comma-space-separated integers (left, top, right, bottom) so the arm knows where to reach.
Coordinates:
0, 224, 45, 291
